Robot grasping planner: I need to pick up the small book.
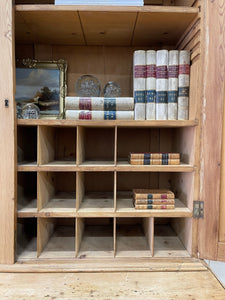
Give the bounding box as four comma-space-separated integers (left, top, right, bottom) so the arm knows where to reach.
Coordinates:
65, 97, 134, 111
66, 110, 134, 120
129, 158, 180, 165
134, 199, 175, 205
134, 204, 175, 209
133, 50, 146, 120
130, 153, 180, 159
133, 189, 175, 199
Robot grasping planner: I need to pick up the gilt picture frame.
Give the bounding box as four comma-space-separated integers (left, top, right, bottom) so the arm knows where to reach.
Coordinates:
16, 59, 67, 119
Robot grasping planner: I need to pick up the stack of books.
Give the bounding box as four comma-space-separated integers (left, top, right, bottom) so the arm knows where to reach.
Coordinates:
133, 49, 190, 120
133, 189, 175, 210
129, 152, 180, 165
65, 97, 134, 120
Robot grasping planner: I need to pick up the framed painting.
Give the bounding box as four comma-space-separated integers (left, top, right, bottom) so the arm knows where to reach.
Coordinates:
16, 59, 67, 119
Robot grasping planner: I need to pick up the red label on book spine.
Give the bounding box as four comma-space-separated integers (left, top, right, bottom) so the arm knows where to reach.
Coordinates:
79, 98, 92, 110
179, 64, 190, 75
156, 66, 168, 79
146, 64, 156, 77
134, 65, 146, 78
168, 65, 178, 78
161, 194, 167, 199
79, 111, 92, 120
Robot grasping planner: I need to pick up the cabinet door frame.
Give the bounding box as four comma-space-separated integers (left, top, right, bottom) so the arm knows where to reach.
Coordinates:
0, 0, 16, 264
198, 0, 225, 261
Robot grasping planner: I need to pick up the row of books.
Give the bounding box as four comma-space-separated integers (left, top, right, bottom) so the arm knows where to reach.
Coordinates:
133, 189, 175, 210
133, 49, 190, 120
65, 97, 134, 120
129, 152, 180, 165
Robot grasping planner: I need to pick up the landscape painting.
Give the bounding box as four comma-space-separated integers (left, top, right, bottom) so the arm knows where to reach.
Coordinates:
16, 68, 60, 116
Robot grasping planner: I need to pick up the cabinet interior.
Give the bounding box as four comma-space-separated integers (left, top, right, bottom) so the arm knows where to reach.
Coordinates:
15, 3, 200, 262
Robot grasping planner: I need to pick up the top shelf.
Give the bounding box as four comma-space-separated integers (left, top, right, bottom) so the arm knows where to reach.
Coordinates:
17, 119, 198, 127
15, 5, 198, 46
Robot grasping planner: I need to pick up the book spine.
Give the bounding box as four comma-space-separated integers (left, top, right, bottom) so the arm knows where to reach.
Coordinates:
135, 204, 175, 209
133, 50, 146, 120
168, 50, 179, 120
156, 50, 168, 120
134, 193, 174, 200
130, 158, 180, 165
130, 153, 180, 159
65, 97, 134, 111
65, 110, 134, 120
146, 50, 156, 120
178, 50, 190, 120
135, 199, 175, 205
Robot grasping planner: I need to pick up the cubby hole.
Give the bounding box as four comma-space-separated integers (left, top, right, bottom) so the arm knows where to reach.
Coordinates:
77, 127, 115, 166
116, 217, 153, 257
38, 218, 75, 259
116, 172, 193, 214
17, 126, 37, 166
38, 126, 76, 166
117, 127, 195, 165
77, 172, 114, 212
17, 218, 37, 260
38, 172, 76, 213
77, 218, 114, 258
17, 172, 37, 214
154, 218, 192, 257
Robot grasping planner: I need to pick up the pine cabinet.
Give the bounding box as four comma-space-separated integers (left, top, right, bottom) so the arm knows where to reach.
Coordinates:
0, 0, 225, 269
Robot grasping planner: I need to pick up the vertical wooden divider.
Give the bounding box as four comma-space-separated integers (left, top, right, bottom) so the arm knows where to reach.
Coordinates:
76, 172, 84, 211
38, 126, 55, 165
77, 126, 85, 165
38, 172, 55, 211
114, 126, 117, 165
114, 217, 116, 258
37, 218, 55, 257
143, 217, 154, 257
76, 218, 84, 257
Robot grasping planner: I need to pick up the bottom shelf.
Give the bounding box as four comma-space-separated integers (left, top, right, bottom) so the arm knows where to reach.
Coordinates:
17, 217, 191, 260
154, 224, 190, 258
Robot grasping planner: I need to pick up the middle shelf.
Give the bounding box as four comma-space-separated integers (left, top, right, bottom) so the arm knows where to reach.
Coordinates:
17, 123, 196, 172
17, 171, 193, 218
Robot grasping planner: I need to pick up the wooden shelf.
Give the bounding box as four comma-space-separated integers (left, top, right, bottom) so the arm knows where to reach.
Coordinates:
39, 226, 75, 259
77, 224, 114, 258
116, 223, 152, 258
116, 198, 192, 218
154, 225, 190, 258
17, 198, 37, 218
116, 161, 195, 172
39, 193, 76, 218
15, 5, 198, 46
78, 193, 114, 215
17, 119, 198, 128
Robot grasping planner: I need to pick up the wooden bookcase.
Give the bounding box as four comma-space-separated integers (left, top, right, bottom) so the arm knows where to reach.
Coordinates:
2, 0, 225, 267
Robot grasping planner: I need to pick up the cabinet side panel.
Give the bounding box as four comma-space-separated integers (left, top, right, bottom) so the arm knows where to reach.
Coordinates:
0, 0, 16, 264
199, 0, 225, 260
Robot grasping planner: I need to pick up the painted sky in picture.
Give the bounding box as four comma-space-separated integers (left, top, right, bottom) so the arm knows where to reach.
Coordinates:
15, 68, 60, 102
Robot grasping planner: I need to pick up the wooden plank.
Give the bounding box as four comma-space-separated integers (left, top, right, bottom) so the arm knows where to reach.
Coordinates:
15, 5, 198, 13
18, 119, 198, 127
76, 172, 84, 211
198, 0, 225, 260
0, 0, 15, 264
143, 217, 154, 256
76, 218, 84, 257
37, 218, 55, 257
2, 270, 224, 299
133, 11, 197, 46
38, 126, 55, 165
38, 172, 54, 211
